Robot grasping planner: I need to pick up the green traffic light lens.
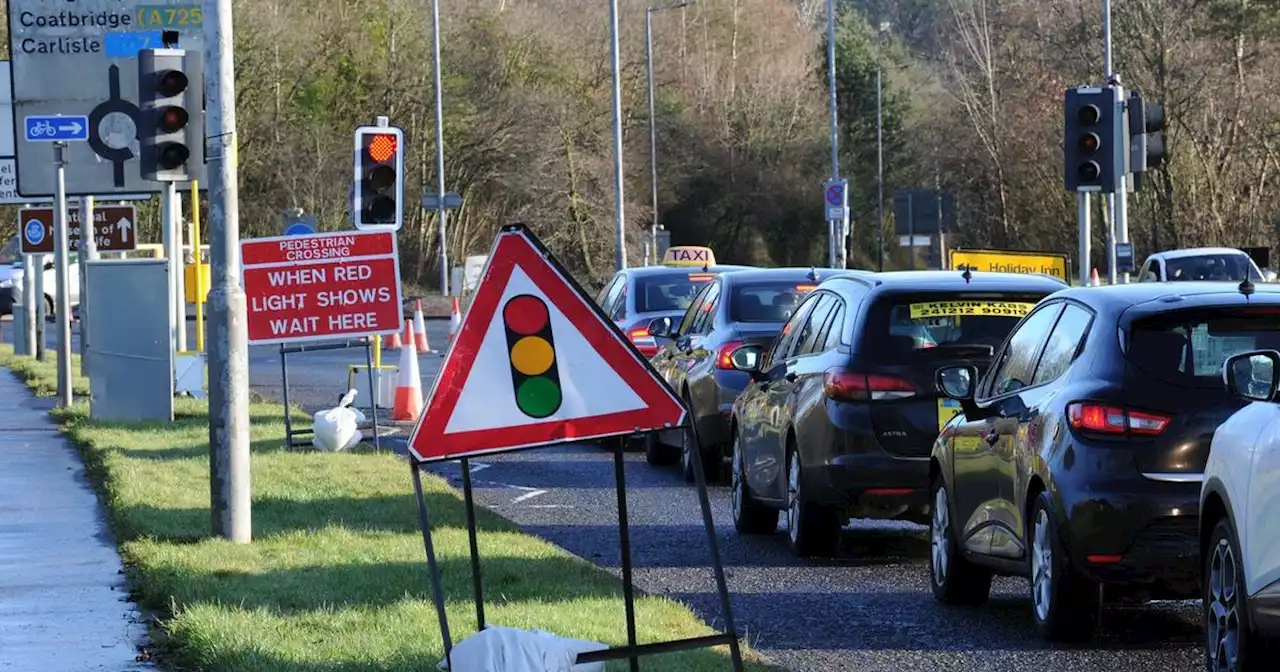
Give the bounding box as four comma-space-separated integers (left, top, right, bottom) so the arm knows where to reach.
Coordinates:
368, 165, 395, 191
157, 143, 190, 169
516, 377, 562, 418
364, 196, 395, 221
1078, 161, 1100, 182
1078, 104, 1100, 125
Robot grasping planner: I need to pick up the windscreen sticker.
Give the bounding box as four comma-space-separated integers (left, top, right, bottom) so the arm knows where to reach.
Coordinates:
909, 301, 1036, 319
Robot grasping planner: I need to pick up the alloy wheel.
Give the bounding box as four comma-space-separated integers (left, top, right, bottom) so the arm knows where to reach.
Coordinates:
931, 486, 950, 587
1032, 509, 1053, 622
787, 453, 800, 543
1207, 537, 1241, 671
730, 439, 743, 523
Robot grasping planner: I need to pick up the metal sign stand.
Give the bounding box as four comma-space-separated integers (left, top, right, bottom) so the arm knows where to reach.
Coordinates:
409, 416, 744, 671
278, 338, 382, 450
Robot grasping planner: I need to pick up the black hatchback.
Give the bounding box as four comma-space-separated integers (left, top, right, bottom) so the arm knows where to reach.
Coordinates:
726, 269, 1066, 557
931, 280, 1280, 641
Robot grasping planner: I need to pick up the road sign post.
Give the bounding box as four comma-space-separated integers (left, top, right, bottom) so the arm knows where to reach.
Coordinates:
52, 141, 73, 408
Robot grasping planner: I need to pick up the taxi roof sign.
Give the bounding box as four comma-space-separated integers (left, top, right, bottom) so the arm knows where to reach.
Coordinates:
663, 246, 715, 267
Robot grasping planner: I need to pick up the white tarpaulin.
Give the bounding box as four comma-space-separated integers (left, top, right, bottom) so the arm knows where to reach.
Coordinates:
437, 625, 607, 672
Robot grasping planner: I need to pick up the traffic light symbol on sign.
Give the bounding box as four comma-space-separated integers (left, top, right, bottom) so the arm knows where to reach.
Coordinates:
503, 294, 562, 419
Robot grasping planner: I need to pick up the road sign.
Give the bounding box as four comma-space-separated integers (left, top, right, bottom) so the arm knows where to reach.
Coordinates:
421, 192, 463, 210
1116, 242, 1135, 273
948, 248, 1071, 282
7, 0, 206, 196
406, 225, 686, 463
18, 205, 138, 254
824, 178, 847, 220
240, 230, 404, 345
24, 115, 88, 142
284, 221, 316, 236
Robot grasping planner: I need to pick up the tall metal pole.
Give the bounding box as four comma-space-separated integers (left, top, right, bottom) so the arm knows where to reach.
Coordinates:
205, 0, 252, 543
646, 9, 659, 261
875, 66, 884, 272
52, 142, 73, 408
34, 254, 45, 361
1078, 192, 1091, 285
162, 182, 179, 355
826, 0, 839, 268
22, 255, 36, 356
608, 0, 627, 271
175, 191, 188, 351
79, 195, 97, 377
431, 0, 450, 296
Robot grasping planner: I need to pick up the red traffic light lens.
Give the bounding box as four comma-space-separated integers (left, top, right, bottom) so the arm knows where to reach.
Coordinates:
504, 294, 551, 335
1078, 161, 1100, 182
365, 134, 398, 163
1078, 132, 1099, 154
158, 142, 190, 169
158, 106, 188, 133
1078, 104, 1100, 125
157, 70, 188, 97
367, 165, 395, 191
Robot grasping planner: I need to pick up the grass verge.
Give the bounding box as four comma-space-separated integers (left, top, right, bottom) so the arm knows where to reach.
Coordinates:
0, 344, 767, 671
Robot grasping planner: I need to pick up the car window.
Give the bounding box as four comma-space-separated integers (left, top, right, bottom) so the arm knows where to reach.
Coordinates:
1127, 307, 1280, 389
610, 283, 628, 320
1165, 254, 1262, 282
729, 281, 816, 323
635, 272, 716, 312
597, 275, 621, 306
797, 294, 837, 355
820, 303, 845, 351
765, 292, 820, 367
985, 303, 1065, 398
865, 292, 1045, 357
677, 283, 712, 335
1031, 303, 1093, 385
690, 282, 721, 334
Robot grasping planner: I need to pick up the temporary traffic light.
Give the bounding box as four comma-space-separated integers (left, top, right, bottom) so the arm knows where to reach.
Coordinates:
137, 48, 204, 182
352, 125, 405, 230
1063, 86, 1124, 192
1127, 90, 1166, 191
503, 294, 562, 419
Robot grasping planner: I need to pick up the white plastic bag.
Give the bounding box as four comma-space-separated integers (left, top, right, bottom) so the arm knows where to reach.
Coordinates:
311, 389, 368, 452
437, 625, 607, 672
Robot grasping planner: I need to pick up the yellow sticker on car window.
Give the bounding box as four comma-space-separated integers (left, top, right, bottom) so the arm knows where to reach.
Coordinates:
938, 397, 964, 432
909, 301, 1036, 319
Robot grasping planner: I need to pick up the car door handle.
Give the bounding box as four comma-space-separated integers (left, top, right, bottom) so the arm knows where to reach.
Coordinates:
983, 430, 1000, 446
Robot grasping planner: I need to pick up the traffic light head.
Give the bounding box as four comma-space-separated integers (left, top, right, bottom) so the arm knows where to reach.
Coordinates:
503, 294, 562, 419
1063, 87, 1124, 192
137, 48, 204, 182
352, 126, 405, 230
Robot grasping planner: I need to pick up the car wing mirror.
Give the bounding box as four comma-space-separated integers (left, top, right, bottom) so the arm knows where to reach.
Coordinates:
729, 345, 765, 379
1224, 350, 1280, 402
648, 316, 673, 338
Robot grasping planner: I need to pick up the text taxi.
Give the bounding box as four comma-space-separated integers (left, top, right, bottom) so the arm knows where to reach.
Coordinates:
663, 246, 716, 268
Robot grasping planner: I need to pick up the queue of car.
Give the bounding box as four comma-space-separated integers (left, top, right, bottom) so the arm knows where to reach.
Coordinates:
611, 245, 1280, 670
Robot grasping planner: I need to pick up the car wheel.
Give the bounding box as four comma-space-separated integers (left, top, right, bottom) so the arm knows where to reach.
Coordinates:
929, 474, 992, 605
731, 431, 778, 535
643, 432, 678, 467
1029, 491, 1100, 641
785, 448, 840, 557
1206, 517, 1277, 671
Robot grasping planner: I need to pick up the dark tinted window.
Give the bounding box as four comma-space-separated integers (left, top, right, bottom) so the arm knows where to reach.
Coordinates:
986, 304, 1064, 397
797, 294, 837, 355
636, 272, 716, 312
865, 292, 1046, 357
690, 282, 721, 334
1128, 308, 1280, 388
767, 292, 820, 365
821, 304, 845, 350
728, 281, 817, 323
676, 283, 713, 335
1032, 303, 1093, 385
1165, 254, 1261, 282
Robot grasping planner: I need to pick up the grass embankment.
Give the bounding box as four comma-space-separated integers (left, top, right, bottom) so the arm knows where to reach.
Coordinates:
0, 345, 766, 671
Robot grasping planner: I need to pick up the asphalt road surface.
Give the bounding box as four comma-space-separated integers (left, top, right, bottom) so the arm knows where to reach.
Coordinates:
1, 316, 1206, 671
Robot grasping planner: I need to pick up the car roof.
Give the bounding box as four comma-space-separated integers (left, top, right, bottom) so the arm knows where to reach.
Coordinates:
718, 267, 831, 284
620, 264, 752, 279
1050, 280, 1280, 314
822, 269, 1068, 294
1146, 247, 1249, 260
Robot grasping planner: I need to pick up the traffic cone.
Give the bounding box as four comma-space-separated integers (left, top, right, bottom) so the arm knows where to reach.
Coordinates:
382, 327, 402, 349
413, 299, 432, 353
448, 297, 462, 344
392, 319, 424, 422
1090, 268, 1101, 287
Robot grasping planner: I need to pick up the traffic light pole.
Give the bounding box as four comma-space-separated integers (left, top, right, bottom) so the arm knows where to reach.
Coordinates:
204, 0, 252, 543
52, 142, 73, 409
608, 0, 628, 271
430, 0, 449, 295
1077, 192, 1091, 285
79, 195, 97, 377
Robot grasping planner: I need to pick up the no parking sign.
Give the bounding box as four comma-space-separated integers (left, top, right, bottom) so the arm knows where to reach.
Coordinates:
825, 178, 848, 220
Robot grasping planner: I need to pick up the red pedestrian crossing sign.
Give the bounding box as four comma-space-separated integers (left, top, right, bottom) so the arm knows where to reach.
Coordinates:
407, 225, 687, 463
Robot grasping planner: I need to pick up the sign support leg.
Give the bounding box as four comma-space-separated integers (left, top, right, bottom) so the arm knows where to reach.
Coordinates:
686, 421, 745, 671
79, 195, 97, 377
52, 142, 73, 408
411, 463, 453, 665
22, 256, 37, 358
364, 341, 380, 449
459, 457, 486, 631
611, 440, 640, 672
279, 344, 294, 449
34, 253, 46, 361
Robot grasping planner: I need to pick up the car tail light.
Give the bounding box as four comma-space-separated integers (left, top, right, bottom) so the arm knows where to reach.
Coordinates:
823, 371, 916, 401
715, 340, 744, 370
1067, 402, 1172, 436
629, 327, 658, 357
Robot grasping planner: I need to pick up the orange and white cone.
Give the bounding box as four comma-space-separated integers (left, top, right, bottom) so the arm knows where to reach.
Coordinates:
392, 319, 424, 422
382, 326, 402, 349
1090, 268, 1101, 287
413, 299, 432, 353
448, 297, 462, 344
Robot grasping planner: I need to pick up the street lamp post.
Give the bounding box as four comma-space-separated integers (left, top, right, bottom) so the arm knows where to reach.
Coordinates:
876, 21, 890, 272
646, 0, 697, 262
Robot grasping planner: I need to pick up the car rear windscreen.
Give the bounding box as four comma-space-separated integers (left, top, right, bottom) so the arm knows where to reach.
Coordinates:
863, 293, 1047, 356
635, 272, 716, 313
1128, 308, 1280, 388
729, 281, 817, 322
1165, 254, 1262, 282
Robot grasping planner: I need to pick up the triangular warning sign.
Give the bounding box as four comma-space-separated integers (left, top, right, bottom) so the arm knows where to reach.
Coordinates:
407, 226, 687, 463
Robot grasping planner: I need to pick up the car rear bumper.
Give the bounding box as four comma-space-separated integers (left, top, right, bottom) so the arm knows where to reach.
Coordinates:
1058, 480, 1200, 598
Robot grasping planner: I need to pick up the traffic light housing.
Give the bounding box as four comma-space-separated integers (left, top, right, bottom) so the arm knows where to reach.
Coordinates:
1128, 90, 1166, 191
352, 126, 405, 230
138, 48, 204, 182
1064, 86, 1125, 192
503, 294, 562, 419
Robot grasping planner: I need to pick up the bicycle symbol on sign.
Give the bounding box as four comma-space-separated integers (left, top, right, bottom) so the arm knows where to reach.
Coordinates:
30, 120, 56, 137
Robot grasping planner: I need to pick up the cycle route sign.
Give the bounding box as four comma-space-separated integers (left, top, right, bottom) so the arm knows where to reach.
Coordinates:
6, 0, 206, 197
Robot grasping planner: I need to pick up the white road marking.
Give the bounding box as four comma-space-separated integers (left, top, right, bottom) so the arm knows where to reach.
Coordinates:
525, 504, 574, 509
510, 489, 547, 504
467, 461, 492, 473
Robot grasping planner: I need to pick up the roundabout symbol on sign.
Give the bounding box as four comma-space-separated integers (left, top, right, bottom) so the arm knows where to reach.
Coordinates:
23, 218, 45, 246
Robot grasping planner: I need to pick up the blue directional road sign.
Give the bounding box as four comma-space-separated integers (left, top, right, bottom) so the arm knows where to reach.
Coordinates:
24, 115, 89, 143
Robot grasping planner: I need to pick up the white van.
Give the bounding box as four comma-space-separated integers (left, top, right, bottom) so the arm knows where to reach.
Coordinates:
0, 236, 80, 317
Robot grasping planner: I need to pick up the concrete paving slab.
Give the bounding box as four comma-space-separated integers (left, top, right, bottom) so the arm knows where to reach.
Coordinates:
0, 373, 153, 671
